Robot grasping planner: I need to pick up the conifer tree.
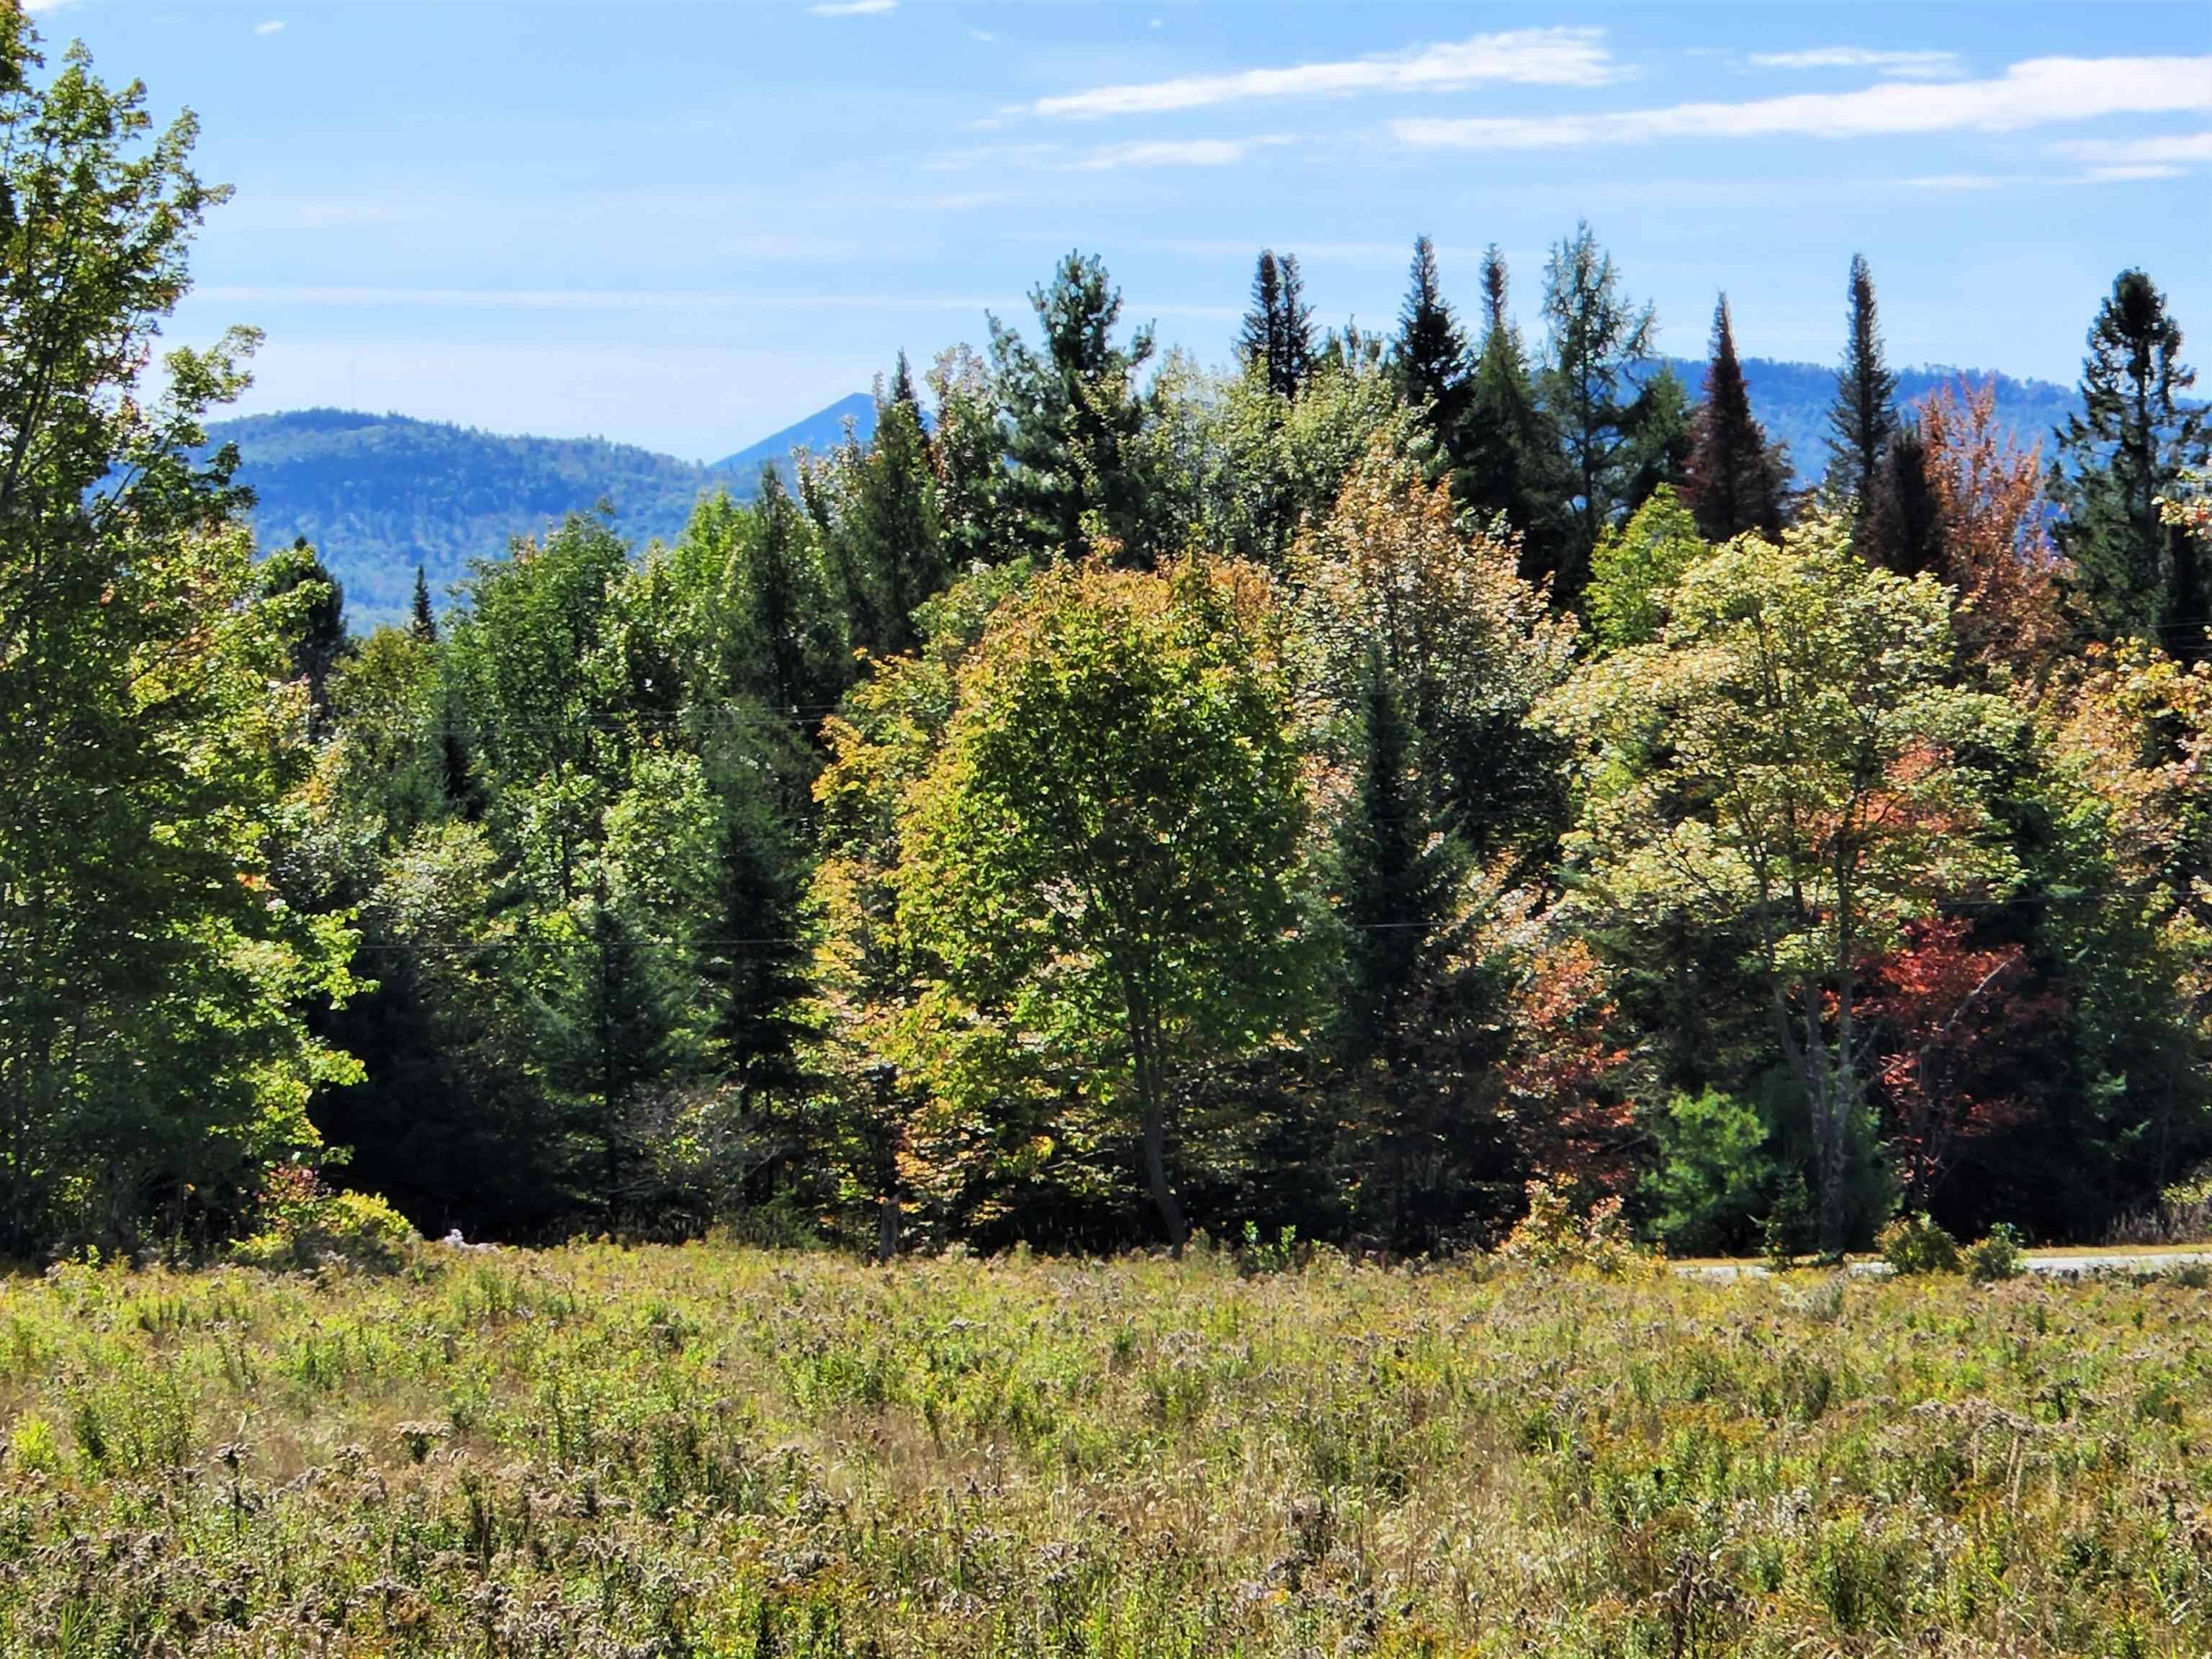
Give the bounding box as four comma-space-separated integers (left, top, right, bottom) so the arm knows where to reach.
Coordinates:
1237, 249, 1316, 400
1462, 245, 1570, 585
1683, 295, 1789, 541
410, 564, 438, 642
1619, 365, 1695, 516
1862, 423, 1946, 577
1825, 253, 1899, 513
1539, 221, 1656, 603
990, 251, 1158, 562
1393, 235, 1473, 469
2051, 269, 2209, 642
835, 361, 946, 657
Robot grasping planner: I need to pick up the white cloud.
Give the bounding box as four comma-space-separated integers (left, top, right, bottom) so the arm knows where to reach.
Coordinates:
1031, 27, 1619, 120
22, 0, 76, 12
1746, 48, 1963, 80
255, 20, 286, 35
1072, 136, 1289, 170
969, 29, 995, 43
2054, 130, 2212, 168
1391, 54, 2212, 149
808, 0, 894, 15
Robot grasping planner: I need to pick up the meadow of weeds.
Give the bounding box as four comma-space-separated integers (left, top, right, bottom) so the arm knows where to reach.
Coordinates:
0, 1244, 2206, 1658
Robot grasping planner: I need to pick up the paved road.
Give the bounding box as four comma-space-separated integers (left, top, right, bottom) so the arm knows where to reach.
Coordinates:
1676, 1251, 2212, 1281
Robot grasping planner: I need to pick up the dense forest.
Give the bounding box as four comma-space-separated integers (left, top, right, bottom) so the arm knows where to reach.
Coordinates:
4, 18, 2208, 1269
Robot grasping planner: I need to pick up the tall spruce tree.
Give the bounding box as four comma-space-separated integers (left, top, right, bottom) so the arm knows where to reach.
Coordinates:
1619, 365, 1695, 516
1393, 236, 1474, 469
1862, 423, 1946, 577
2051, 269, 2209, 644
410, 565, 438, 642
990, 251, 1158, 563
1539, 221, 1655, 603
1237, 248, 1316, 400
258, 537, 349, 738
1825, 253, 1899, 516
837, 357, 946, 657
1683, 295, 1789, 541
1462, 245, 1571, 587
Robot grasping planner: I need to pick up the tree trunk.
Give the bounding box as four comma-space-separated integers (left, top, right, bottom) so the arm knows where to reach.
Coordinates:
1126, 1003, 1189, 1256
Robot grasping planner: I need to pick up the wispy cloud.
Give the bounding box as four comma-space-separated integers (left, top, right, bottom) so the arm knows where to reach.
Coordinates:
1072, 137, 1290, 170
808, 0, 894, 16
1030, 27, 1619, 120
2054, 130, 2212, 172
254, 20, 286, 36
1391, 55, 2212, 149
1746, 48, 1963, 80
927, 135, 1292, 174
968, 28, 995, 44
22, 0, 75, 12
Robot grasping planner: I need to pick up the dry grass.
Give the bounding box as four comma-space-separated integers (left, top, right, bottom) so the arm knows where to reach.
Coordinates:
0, 1242, 2206, 1656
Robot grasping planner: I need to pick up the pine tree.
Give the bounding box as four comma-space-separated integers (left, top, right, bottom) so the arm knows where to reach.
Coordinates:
410, 565, 437, 642
2051, 268, 2209, 642
831, 362, 946, 657
1236, 250, 1313, 398
1619, 365, 1695, 516
1825, 253, 1899, 515
887, 347, 920, 410
1393, 235, 1473, 469
1462, 245, 1569, 586
1862, 423, 1946, 577
1683, 295, 1789, 541
1539, 221, 1656, 603
990, 251, 1157, 562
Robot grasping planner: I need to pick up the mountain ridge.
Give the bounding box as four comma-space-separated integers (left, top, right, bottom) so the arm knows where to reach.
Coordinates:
210, 359, 2080, 630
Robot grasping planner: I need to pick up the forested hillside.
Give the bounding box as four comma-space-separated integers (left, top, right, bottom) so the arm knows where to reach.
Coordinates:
210, 372, 2073, 634
204, 410, 730, 626
7, 21, 2211, 1274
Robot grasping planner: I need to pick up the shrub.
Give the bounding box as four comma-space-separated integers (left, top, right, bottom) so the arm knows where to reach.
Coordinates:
1499, 1179, 1638, 1274
1966, 1223, 2026, 1283
232, 1166, 418, 1273
1877, 1211, 1961, 1276
1639, 1087, 1781, 1256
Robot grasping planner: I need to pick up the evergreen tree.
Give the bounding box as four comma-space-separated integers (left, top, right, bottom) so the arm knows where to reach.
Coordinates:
737, 470, 848, 717
1862, 423, 1946, 577
831, 364, 946, 657
1462, 245, 1570, 587
887, 347, 920, 410
544, 874, 690, 1222
1393, 236, 1473, 469
990, 251, 1158, 563
1619, 365, 1695, 517
2051, 269, 2209, 643
1539, 221, 1656, 604
1332, 648, 1494, 1252
1825, 253, 1899, 515
410, 564, 438, 642
1237, 248, 1316, 400
1683, 295, 1790, 541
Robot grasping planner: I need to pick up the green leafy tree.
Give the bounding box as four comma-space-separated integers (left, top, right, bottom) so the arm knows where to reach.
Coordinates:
0, 17, 358, 1254
927, 343, 1012, 570
1539, 518, 2020, 1251
1539, 221, 1656, 603
1825, 253, 1899, 517
1586, 485, 1708, 652
890, 561, 1318, 1251
816, 360, 947, 657
2051, 269, 2209, 646
991, 251, 1159, 563
258, 538, 349, 737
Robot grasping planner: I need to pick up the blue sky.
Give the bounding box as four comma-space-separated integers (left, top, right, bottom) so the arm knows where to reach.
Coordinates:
34, 1, 2212, 461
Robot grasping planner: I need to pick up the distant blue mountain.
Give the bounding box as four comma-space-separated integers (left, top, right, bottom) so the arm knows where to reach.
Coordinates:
715, 392, 878, 486
207, 361, 2086, 631
1652, 358, 2080, 483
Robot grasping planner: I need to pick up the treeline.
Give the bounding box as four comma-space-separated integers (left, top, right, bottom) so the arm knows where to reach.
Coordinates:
4, 22, 2208, 1263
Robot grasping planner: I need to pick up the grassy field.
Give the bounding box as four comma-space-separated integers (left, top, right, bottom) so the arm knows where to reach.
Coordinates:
1, 1245, 2206, 1657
